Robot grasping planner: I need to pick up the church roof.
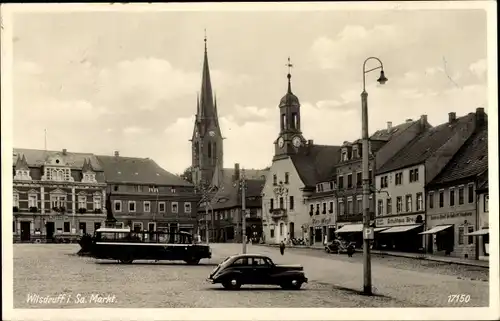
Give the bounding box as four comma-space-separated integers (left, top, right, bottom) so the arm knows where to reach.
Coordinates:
291, 144, 342, 188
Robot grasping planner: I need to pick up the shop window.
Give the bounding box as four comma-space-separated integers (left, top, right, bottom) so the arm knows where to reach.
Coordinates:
314, 228, 323, 243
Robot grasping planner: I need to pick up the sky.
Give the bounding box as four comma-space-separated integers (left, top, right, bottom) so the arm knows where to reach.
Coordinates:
9, 5, 490, 175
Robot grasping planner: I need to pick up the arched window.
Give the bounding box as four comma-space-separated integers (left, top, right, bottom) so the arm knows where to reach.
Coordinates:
292, 113, 298, 129
281, 114, 287, 130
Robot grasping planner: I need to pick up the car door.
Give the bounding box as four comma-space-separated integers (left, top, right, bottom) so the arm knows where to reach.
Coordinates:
249, 257, 272, 285
230, 257, 251, 283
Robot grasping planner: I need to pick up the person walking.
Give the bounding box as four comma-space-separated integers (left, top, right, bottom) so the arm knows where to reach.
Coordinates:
279, 240, 285, 255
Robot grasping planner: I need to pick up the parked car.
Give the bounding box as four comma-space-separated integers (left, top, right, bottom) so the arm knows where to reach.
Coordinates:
207, 254, 308, 290
325, 239, 356, 254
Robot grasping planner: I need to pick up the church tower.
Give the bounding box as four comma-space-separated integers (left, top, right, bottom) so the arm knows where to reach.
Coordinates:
273, 57, 307, 161
191, 33, 224, 189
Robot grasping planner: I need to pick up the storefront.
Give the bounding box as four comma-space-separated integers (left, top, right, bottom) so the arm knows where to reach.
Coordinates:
309, 217, 335, 246
422, 210, 476, 259
375, 213, 425, 253
335, 223, 363, 248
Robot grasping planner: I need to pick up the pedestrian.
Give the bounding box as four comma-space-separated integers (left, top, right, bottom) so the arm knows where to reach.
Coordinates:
279, 240, 285, 255
347, 243, 355, 257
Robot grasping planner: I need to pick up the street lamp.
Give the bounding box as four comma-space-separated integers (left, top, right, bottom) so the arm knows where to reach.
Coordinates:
361, 56, 388, 296
237, 169, 248, 254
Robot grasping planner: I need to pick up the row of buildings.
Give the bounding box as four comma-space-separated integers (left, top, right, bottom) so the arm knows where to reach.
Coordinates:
12, 149, 198, 242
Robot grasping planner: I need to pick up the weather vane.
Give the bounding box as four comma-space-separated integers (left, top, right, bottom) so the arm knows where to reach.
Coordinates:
285, 57, 293, 75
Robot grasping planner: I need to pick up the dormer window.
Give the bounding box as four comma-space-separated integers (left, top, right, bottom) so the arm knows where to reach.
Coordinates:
341, 149, 349, 161
352, 146, 358, 159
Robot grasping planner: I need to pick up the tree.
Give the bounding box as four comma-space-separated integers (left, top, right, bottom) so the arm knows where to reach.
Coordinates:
179, 166, 193, 183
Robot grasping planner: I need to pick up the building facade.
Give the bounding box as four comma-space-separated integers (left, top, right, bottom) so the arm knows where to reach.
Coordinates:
475, 176, 489, 260
13, 148, 107, 243
97, 152, 199, 235
424, 123, 488, 260
304, 179, 337, 246
375, 109, 485, 253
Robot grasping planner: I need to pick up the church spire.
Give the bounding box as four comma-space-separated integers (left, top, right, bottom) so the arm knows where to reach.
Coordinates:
286, 56, 293, 93
200, 29, 215, 119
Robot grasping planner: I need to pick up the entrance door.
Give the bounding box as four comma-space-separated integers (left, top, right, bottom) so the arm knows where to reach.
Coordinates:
20, 221, 31, 242
289, 222, 295, 239
79, 222, 87, 235
46, 222, 55, 242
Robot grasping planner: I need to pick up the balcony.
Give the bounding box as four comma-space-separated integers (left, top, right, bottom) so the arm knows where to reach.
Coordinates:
270, 208, 287, 219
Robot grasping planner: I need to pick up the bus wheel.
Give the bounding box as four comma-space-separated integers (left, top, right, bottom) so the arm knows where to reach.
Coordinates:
185, 258, 200, 265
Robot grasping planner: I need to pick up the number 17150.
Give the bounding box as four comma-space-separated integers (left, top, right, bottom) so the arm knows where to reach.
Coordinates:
448, 294, 471, 303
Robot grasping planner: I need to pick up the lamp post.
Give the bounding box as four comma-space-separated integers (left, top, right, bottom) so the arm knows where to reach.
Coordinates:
361, 56, 388, 296
238, 169, 248, 253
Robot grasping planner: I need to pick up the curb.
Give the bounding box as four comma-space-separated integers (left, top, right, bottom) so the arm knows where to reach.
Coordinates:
254, 244, 489, 268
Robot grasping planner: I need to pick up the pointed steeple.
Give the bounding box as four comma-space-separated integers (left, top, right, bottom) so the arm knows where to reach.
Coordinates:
82, 158, 93, 173
200, 30, 215, 119
15, 154, 29, 170
196, 92, 200, 117
213, 92, 219, 127
210, 156, 224, 190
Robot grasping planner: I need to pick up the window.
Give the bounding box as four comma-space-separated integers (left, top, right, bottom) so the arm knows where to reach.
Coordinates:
172, 202, 178, 213
13, 221, 16, 233
292, 113, 298, 129
329, 201, 333, 213
329, 182, 334, 190
467, 226, 474, 245
338, 176, 344, 189
233, 257, 250, 266
50, 195, 66, 209
322, 202, 327, 214
184, 202, 191, 213
28, 194, 37, 208
458, 226, 464, 245
341, 150, 348, 161
357, 197, 362, 214
171, 187, 176, 194
386, 198, 392, 215
270, 229, 275, 238
144, 201, 151, 212
279, 197, 284, 209
467, 184, 474, 203
395, 172, 403, 185
94, 196, 102, 210
416, 193, 423, 211
309, 204, 314, 214
347, 174, 353, 188
284, 172, 289, 184
380, 176, 388, 188
356, 172, 362, 187
449, 188, 455, 206
458, 186, 464, 205
13, 193, 19, 207
64, 222, 70, 233
352, 146, 359, 159
129, 201, 136, 212
114, 185, 119, 192
116, 222, 124, 229
347, 199, 353, 214
77, 196, 86, 209
114, 200, 122, 212
429, 192, 434, 209
377, 200, 384, 216
315, 204, 320, 215
368, 170, 373, 185
280, 223, 284, 236
439, 190, 444, 208
409, 168, 419, 182
338, 200, 345, 215
148, 185, 159, 193
159, 202, 166, 212
270, 199, 274, 210
405, 195, 412, 212
484, 194, 489, 212
396, 197, 402, 213
273, 174, 277, 185
133, 222, 143, 232
289, 196, 294, 210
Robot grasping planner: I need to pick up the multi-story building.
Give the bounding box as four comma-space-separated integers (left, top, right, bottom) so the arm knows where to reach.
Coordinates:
13, 148, 107, 242
375, 108, 486, 253
424, 123, 488, 260
97, 152, 198, 235
474, 175, 489, 260
334, 116, 431, 246
261, 68, 341, 244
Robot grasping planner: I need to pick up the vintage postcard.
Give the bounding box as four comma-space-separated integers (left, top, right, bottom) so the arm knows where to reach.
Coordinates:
1, 1, 498, 320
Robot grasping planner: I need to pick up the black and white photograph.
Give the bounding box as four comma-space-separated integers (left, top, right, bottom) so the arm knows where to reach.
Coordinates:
1, 2, 498, 320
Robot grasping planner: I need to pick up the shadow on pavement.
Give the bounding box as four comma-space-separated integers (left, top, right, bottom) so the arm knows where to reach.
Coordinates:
95, 261, 218, 266
206, 287, 309, 292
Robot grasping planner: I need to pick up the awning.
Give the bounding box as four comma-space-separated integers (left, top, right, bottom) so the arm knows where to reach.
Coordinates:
465, 229, 489, 236
419, 225, 453, 235
336, 224, 363, 233
380, 224, 422, 234
374, 227, 389, 232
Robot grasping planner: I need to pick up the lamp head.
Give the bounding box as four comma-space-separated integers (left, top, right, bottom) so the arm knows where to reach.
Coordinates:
377, 70, 388, 85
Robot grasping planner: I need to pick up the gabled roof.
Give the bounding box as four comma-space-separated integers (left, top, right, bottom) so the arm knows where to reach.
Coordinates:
81, 158, 94, 173
370, 120, 416, 142
291, 144, 342, 188
376, 113, 475, 175
429, 125, 488, 186
96, 155, 192, 186
13, 148, 103, 171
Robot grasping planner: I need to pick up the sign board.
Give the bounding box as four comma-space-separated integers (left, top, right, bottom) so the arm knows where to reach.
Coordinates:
363, 227, 374, 240
429, 211, 472, 221
375, 213, 423, 227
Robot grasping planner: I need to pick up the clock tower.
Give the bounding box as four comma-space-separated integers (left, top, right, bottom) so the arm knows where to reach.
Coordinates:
191, 33, 223, 189
273, 57, 306, 161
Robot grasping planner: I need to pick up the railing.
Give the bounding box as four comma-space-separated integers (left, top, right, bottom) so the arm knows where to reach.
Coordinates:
270, 208, 287, 219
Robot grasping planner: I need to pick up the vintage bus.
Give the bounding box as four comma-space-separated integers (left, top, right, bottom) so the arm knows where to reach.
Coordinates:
90, 227, 212, 264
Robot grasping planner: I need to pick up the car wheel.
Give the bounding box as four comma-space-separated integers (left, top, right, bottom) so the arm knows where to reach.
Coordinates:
222, 277, 241, 290
281, 279, 303, 290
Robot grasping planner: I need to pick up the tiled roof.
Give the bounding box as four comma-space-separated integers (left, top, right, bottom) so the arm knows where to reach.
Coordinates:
13, 148, 103, 171
477, 175, 488, 191
205, 175, 265, 210
96, 155, 192, 186
370, 121, 416, 141
429, 125, 488, 186
221, 168, 269, 181
376, 113, 475, 175
291, 144, 342, 188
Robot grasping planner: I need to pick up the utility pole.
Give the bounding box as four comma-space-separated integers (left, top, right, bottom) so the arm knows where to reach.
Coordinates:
241, 169, 247, 254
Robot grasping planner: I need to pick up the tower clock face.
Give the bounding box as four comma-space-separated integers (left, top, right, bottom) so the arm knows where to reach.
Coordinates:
209, 130, 215, 137
277, 137, 284, 148
292, 136, 302, 147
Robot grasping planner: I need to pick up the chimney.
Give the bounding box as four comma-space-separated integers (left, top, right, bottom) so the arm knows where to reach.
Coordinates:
448, 112, 456, 123
308, 139, 314, 146
405, 119, 413, 123
62, 149, 67, 155
475, 107, 486, 127
114, 151, 119, 157
420, 114, 428, 128
234, 163, 240, 181
387, 121, 392, 130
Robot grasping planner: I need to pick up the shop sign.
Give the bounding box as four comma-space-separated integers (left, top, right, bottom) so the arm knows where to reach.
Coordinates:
429, 211, 472, 221
375, 214, 423, 227
312, 217, 331, 226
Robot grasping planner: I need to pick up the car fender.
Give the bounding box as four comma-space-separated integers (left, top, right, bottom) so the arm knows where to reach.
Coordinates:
213, 270, 244, 283
272, 271, 307, 282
